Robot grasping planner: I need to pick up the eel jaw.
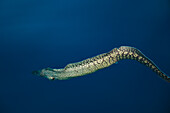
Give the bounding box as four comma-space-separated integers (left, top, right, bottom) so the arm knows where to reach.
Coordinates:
32, 68, 66, 80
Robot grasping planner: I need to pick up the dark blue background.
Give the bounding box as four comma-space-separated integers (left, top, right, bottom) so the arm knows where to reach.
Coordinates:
0, 0, 170, 113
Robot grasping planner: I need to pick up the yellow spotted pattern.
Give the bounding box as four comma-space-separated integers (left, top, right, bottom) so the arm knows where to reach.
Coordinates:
33, 46, 170, 82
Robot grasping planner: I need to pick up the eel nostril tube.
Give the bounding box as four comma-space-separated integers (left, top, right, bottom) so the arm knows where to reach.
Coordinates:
32, 70, 40, 75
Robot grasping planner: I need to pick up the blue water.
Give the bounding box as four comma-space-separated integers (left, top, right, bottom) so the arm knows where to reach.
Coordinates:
0, 0, 170, 113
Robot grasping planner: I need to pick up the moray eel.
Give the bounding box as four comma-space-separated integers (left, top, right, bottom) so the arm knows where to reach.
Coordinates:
32, 46, 170, 82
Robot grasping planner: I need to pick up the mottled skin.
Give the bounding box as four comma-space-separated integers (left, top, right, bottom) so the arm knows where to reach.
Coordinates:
32, 46, 170, 82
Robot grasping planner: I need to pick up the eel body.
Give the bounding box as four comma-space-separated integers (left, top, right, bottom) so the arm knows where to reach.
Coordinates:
32, 46, 170, 82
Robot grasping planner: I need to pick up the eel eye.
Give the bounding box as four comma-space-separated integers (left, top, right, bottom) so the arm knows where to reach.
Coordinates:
51, 77, 55, 80
48, 76, 55, 80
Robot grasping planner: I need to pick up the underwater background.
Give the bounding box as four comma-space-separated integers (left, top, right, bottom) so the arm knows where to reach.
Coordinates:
0, 0, 170, 113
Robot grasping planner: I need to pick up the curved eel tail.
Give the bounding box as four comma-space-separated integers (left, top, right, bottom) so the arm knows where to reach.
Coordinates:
117, 46, 170, 82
